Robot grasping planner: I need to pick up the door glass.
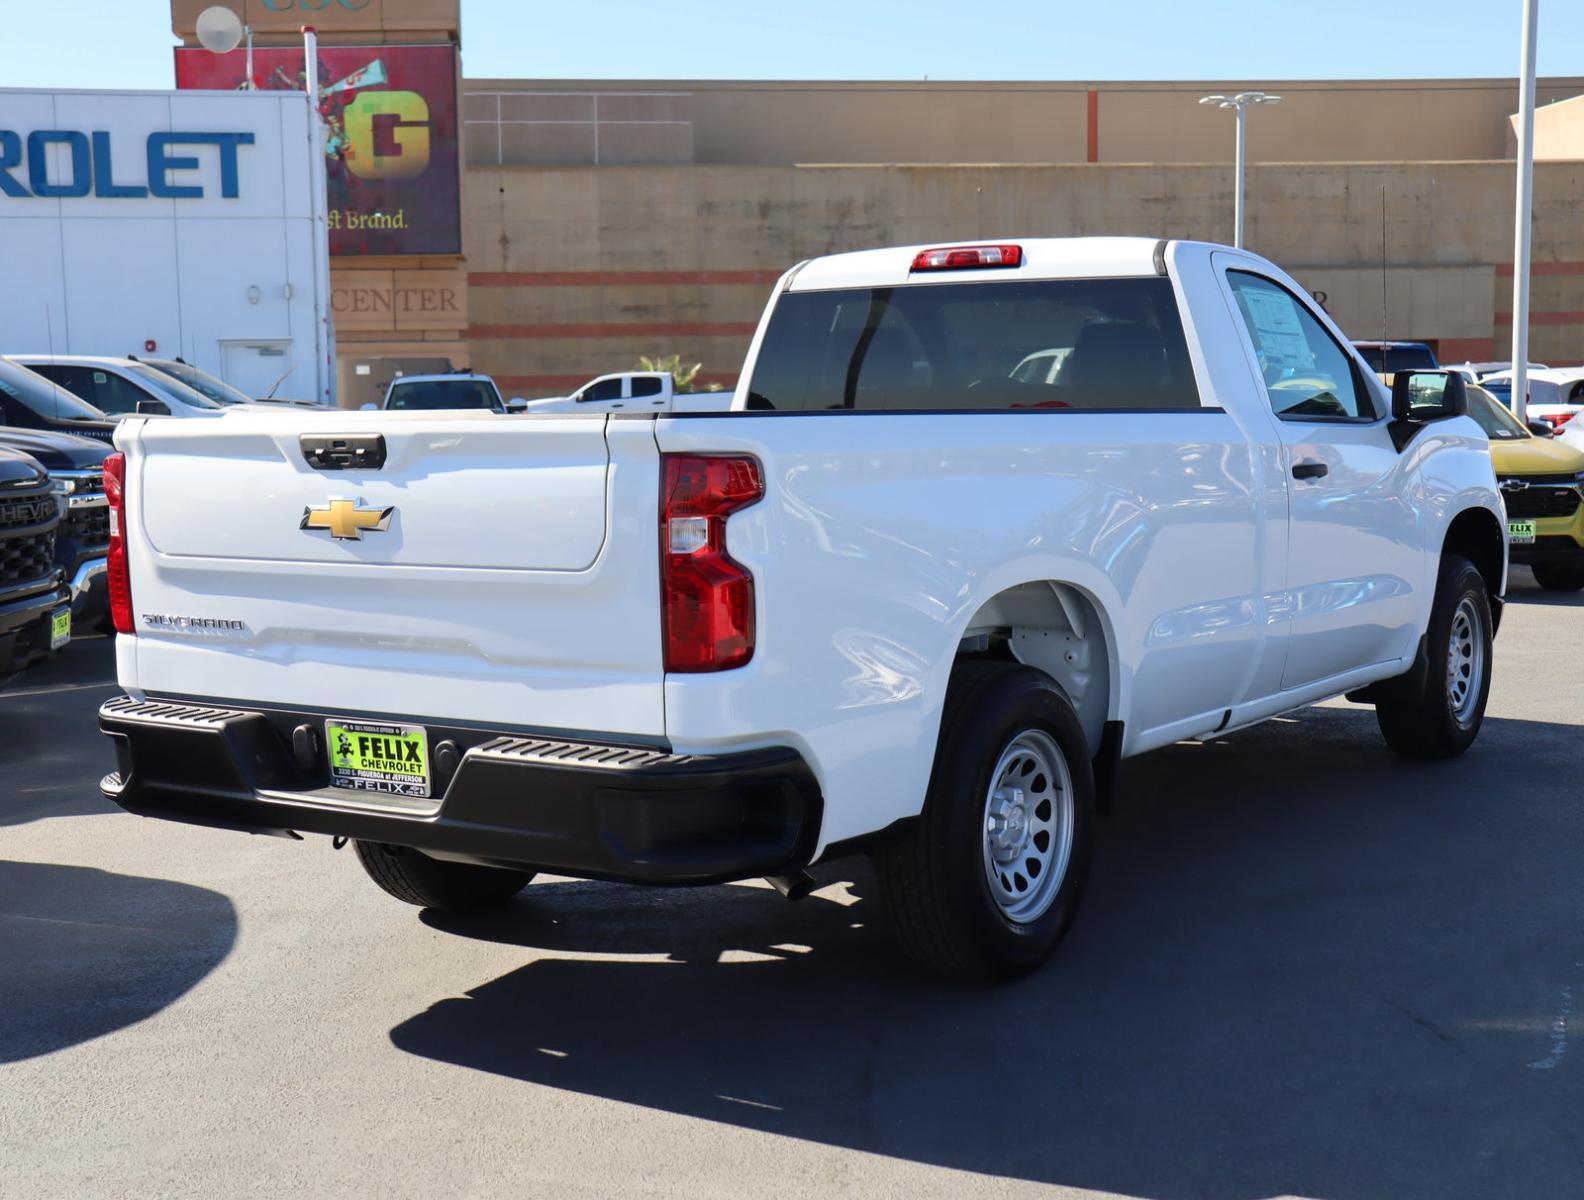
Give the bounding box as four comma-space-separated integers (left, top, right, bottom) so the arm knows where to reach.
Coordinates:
631, 377, 663, 398
580, 379, 624, 402
92, 372, 147, 415
1227, 272, 1374, 420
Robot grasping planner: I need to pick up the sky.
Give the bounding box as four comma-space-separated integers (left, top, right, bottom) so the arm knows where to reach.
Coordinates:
0, 0, 1580, 90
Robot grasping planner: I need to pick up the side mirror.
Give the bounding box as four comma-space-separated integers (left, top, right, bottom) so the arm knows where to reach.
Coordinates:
506, 398, 527, 413
136, 399, 170, 416
360, 402, 379, 412
1390, 370, 1466, 423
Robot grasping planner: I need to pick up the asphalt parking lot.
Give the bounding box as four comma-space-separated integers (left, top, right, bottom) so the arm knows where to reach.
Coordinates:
2, 571, 1581, 1200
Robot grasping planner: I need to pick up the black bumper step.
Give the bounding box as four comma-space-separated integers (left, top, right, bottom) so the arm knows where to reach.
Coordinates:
99, 695, 823, 886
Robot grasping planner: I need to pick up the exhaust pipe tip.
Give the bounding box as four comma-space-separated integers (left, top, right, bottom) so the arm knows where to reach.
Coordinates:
765, 870, 817, 901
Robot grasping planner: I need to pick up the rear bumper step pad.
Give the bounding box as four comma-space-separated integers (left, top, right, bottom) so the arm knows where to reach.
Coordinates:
99, 695, 823, 886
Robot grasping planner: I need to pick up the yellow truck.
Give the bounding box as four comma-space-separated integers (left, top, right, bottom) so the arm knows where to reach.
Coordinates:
1469, 386, 1584, 591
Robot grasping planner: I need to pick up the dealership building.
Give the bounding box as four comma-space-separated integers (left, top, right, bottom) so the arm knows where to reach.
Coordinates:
121, 2, 1584, 401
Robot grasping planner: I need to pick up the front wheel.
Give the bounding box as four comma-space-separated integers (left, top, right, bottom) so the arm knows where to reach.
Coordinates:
1531, 560, 1584, 592
353, 841, 534, 911
872, 661, 1094, 982
1374, 555, 1492, 759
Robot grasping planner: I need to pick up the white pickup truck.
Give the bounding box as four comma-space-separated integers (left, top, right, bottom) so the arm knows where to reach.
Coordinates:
98, 238, 1505, 980
522, 370, 733, 414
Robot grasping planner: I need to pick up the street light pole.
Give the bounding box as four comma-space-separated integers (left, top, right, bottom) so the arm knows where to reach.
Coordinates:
1511, 0, 1539, 426
1200, 91, 1282, 249
302, 25, 335, 407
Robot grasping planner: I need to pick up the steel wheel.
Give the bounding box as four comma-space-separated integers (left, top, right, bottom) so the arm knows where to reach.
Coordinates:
1446, 595, 1486, 727
981, 728, 1075, 925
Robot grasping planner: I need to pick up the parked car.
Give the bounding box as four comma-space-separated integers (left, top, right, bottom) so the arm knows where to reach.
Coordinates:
523, 371, 732, 413
379, 372, 508, 412
1353, 340, 1439, 382
1465, 385, 1584, 591
0, 446, 71, 677
0, 428, 112, 625
136, 357, 326, 409
96, 237, 1505, 981
14, 356, 226, 419
1477, 368, 1584, 436
1445, 360, 1547, 386
0, 357, 117, 443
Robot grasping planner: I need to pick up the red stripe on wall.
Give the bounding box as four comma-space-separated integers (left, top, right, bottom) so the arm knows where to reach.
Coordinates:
470, 270, 783, 287
469, 321, 760, 339
1494, 262, 1584, 277
1086, 89, 1099, 164
1493, 310, 1584, 325
495, 374, 739, 391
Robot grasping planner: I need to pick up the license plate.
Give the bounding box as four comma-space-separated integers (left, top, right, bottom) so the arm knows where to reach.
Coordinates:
326, 720, 430, 798
49, 608, 71, 649
1508, 519, 1537, 545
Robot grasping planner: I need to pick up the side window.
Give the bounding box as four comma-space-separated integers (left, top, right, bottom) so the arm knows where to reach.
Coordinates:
0, 387, 29, 426
580, 379, 624, 403
630, 376, 663, 399
1227, 271, 1374, 421
45, 367, 98, 408
91, 371, 146, 415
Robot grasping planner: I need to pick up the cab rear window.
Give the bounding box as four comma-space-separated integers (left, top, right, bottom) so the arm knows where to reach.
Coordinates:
387, 381, 501, 411
743, 277, 1201, 412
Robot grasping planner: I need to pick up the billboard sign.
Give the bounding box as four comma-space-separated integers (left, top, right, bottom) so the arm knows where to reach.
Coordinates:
176, 44, 461, 255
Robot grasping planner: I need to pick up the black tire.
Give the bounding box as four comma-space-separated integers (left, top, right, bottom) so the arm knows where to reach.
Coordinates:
1531, 560, 1584, 592
353, 841, 534, 910
872, 660, 1095, 982
1375, 554, 1492, 759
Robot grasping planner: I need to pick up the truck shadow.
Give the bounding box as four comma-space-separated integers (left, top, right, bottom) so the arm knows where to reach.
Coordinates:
389, 705, 1584, 1199
0, 860, 237, 1063
1502, 569, 1584, 608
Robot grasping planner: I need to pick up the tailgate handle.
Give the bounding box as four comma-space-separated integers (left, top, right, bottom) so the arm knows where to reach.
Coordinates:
301, 434, 387, 471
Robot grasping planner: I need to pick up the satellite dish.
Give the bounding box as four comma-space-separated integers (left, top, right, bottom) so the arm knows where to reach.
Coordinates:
195, 6, 245, 55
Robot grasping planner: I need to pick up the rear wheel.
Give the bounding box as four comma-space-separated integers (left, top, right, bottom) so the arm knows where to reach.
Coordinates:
353, 841, 534, 910
1374, 555, 1492, 759
1531, 560, 1584, 592
873, 661, 1094, 982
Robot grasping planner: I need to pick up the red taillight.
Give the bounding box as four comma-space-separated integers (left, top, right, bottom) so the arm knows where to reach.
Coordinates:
1547, 411, 1576, 430
910, 244, 1023, 272
661, 454, 763, 672
104, 452, 133, 635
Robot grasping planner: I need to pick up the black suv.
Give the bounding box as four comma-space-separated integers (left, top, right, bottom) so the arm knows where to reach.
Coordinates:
0, 447, 71, 677
0, 357, 117, 442
0, 428, 111, 626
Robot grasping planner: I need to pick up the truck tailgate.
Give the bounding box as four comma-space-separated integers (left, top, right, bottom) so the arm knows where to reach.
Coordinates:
119, 412, 666, 739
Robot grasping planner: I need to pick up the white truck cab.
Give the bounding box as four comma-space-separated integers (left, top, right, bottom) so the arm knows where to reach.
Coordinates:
523, 370, 731, 414
97, 237, 1505, 981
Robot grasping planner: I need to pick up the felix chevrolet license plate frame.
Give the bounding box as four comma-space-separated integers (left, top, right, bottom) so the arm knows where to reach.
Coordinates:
326, 719, 431, 799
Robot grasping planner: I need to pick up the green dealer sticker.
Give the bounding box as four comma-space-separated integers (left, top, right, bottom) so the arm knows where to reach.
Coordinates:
326, 720, 430, 798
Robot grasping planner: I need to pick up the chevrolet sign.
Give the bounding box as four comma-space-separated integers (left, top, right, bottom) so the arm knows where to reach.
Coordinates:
0, 131, 256, 200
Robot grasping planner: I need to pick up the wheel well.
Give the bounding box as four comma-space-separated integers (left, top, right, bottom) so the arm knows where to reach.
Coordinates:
959, 582, 1112, 751
1443, 507, 1504, 606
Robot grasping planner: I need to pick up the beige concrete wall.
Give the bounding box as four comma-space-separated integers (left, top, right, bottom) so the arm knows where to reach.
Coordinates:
1513, 93, 1584, 160
462, 159, 1584, 385
465, 77, 1584, 166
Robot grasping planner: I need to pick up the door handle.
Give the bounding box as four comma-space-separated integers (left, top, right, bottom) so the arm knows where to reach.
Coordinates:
1292, 461, 1329, 480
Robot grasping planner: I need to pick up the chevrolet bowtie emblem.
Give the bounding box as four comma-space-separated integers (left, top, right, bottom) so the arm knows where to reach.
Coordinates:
300, 499, 395, 540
